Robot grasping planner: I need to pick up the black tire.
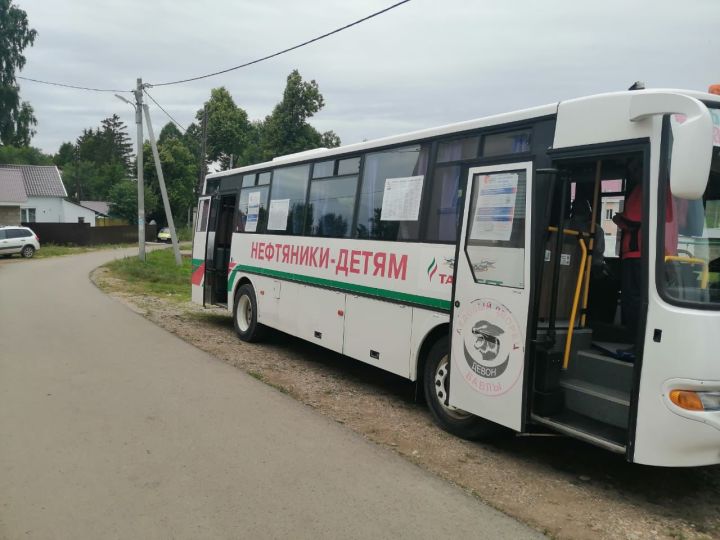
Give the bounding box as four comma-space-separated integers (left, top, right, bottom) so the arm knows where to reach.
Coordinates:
21, 245, 35, 258
423, 335, 506, 440
233, 283, 267, 342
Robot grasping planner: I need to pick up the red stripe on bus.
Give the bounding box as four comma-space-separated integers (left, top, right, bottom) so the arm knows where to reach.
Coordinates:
191, 263, 205, 286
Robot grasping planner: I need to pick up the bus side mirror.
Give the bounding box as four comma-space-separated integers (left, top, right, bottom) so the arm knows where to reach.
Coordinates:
629, 92, 713, 199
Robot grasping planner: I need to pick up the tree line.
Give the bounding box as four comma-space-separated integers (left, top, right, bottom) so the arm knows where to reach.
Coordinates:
1, 0, 341, 225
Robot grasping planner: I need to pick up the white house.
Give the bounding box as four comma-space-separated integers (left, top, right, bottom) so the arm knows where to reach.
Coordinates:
0, 165, 97, 226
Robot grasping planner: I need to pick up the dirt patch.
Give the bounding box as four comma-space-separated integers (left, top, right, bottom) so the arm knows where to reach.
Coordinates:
92, 267, 720, 540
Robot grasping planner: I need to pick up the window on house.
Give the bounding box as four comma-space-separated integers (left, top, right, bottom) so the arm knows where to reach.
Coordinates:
21, 208, 36, 222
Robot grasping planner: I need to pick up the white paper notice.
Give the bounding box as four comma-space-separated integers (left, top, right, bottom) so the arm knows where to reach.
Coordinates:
469, 172, 519, 241
245, 191, 261, 232
380, 175, 424, 221
268, 199, 290, 231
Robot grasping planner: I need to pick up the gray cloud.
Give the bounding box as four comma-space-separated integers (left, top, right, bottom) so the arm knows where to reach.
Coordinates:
15, 0, 720, 155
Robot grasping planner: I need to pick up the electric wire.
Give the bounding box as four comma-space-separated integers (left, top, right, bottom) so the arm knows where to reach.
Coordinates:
14, 1, 411, 95
143, 89, 188, 133
147, 0, 412, 87
16, 75, 131, 93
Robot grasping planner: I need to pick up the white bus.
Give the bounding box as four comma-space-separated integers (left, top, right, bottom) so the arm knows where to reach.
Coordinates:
192, 87, 720, 467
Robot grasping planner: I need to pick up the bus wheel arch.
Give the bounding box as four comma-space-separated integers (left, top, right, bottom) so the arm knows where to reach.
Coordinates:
232, 280, 266, 343
420, 329, 509, 440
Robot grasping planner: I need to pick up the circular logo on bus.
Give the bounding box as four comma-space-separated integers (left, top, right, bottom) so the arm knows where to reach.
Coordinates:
454, 299, 524, 396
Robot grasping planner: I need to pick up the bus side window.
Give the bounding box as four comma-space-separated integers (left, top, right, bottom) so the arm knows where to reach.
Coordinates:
197, 199, 210, 232
356, 145, 429, 241
306, 175, 358, 238
425, 165, 461, 243
267, 165, 310, 235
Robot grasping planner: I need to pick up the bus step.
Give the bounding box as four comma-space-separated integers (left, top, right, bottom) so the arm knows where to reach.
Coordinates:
559, 378, 630, 430
565, 349, 634, 394
531, 411, 626, 454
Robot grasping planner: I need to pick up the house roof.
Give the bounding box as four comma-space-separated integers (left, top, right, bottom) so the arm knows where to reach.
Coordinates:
0, 168, 29, 205
80, 200, 110, 215
0, 164, 67, 198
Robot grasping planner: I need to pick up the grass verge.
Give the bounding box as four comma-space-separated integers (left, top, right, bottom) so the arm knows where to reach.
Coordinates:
102, 248, 192, 301
35, 243, 137, 258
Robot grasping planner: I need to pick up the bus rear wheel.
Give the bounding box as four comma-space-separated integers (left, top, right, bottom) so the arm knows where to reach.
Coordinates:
233, 283, 266, 342
423, 336, 506, 440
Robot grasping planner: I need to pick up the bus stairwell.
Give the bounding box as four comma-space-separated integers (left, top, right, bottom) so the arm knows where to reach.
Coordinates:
530, 156, 644, 453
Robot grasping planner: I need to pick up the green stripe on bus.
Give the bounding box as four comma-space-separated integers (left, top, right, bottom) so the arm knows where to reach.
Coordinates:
228, 264, 452, 311
192, 258, 203, 271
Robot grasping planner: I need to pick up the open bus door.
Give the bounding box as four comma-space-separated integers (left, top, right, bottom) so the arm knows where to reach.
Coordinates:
448, 162, 533, 431
191, 196, 212, 305
203, 193, 237, 307
203, 195, 221, 306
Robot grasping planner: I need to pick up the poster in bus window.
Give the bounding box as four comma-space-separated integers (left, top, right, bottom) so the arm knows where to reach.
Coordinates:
268, 198, 290, 231
469, 173, 518, 242
380, 175, 424, 221
245, 191, 261, 232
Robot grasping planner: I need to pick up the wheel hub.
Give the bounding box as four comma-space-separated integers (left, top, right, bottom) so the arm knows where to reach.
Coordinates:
433, 356, 471, 419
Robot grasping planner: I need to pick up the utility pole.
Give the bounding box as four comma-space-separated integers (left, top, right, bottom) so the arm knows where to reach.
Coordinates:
143, 104, 182, 266
134, 78, 146, 261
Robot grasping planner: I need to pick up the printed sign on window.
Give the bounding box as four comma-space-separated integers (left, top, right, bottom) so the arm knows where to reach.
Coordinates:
246, 191, 261, 232
469, 172, 518, 242
380, 175, 424, 221
268, 199, 290, 231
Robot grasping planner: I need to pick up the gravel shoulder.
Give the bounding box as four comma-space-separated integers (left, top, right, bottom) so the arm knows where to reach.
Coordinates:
93, 267, 720, 540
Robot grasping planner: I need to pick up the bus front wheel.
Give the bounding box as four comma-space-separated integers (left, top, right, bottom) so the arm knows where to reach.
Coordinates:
233, 283, 266, 342
423, 336, 506, 440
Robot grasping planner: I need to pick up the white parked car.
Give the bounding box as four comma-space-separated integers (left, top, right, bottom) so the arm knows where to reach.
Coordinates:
0, 226, 41, 258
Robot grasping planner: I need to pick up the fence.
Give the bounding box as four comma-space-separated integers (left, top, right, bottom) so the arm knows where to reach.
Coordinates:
21, 223, 157, 246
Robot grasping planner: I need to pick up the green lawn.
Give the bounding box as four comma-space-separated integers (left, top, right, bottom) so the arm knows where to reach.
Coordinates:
102, 248, 192, 301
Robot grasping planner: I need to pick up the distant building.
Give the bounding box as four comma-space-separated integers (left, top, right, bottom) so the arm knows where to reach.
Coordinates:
0, 164, 97, 226
0, 168, 28, 225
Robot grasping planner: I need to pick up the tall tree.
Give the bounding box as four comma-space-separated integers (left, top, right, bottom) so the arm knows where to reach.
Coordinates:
53, 141, 77, 168
0, 144, 52, 165
142, 132, 199, 226
107, 179, 158, 224
259, 70, 340, 161
195, 87, 252, 170
0, 0, 38, 146
62, 115, 135, 200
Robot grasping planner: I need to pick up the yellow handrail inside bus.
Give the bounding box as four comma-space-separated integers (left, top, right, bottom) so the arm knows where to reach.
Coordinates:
581, 160, 602, 327
564, 237, 587, 369
664, 255, 709, 289
545, 226, 588, 368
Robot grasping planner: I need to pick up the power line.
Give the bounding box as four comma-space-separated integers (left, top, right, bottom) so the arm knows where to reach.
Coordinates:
147, 0, 412, 88
16, 75, 131, 93
143, 89, 188, 133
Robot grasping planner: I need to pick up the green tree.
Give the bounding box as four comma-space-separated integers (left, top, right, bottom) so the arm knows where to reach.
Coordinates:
53, 141, 76, 168
259, 70, 340, 161
0, 0, 38, 146
158, 122, 182, 144
61, 115, 135, 200
107, 179, 158, 224
0, 144, 52, 165
143, 132, 198, 225
195, 87, 252, 170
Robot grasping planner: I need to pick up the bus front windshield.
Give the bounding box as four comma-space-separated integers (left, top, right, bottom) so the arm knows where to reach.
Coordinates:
660, 109, 720, 307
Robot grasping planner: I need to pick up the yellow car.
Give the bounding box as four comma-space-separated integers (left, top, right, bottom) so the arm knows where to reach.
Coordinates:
157, 227, 171, 243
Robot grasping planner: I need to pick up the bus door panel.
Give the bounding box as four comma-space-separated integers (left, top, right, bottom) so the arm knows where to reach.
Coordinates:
191, 196, 212, 305
203, 195, 221, 306
448, 162, 533, 431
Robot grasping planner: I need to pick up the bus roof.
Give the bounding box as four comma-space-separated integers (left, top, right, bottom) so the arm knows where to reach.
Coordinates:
206, 88, 720, 180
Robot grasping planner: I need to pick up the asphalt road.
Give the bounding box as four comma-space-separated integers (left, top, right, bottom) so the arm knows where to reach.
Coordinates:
0, 249, 543, 540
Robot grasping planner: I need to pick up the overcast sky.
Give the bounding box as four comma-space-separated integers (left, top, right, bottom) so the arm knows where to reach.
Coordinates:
15, 0, 720, 155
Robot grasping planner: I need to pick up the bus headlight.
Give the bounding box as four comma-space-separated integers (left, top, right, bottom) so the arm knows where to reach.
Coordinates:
670, 390, 720, 412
